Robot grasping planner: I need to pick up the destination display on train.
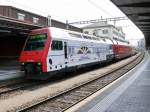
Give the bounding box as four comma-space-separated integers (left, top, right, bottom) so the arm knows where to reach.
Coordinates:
29, 34, 47, 41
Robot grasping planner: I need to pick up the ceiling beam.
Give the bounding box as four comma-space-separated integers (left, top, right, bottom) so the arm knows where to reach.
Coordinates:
135, 22, 150, 25
137, 19, 150, 22
118, 2, 150, 8
127, 13, 150, 17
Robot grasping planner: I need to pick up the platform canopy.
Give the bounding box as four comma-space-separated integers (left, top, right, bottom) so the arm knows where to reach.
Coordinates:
0, 15, 44, 37
111, 0, 150, 48
0, 15, 82, 37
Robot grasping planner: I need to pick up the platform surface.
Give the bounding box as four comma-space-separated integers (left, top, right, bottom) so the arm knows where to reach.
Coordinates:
77, 52, 150, 112
0, 59, 24, 80
0, 70, 24, 81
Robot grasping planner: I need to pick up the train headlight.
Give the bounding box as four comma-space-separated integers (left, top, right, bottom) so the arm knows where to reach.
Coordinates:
20, 62, 25, 71
36, 63, 42, 74
37, 62, 41, 66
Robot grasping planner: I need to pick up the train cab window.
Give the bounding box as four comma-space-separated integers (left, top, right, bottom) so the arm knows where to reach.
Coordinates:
24, 34, 47, 51
51, 40, 63, 50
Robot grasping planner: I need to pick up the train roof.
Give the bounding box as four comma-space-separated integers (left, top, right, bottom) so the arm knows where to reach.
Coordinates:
31, 27, 130, 46
49, 27, 112, 44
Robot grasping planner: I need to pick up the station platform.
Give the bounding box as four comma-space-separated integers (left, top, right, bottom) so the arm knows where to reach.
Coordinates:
74, 52, 150, 112
0, 59, 24, 80
0, 70, 24, 81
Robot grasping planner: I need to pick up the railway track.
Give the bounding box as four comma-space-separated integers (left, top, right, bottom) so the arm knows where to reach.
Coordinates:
0, 79, 44, 100
0, 80, 35, 95
0, 60, 117, 100
14, 53, 144, 112
0, 63, 110, 100
0, 78, 26, 88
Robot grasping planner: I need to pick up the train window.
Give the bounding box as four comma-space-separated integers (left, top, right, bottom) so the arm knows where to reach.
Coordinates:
24, 34, 47, 51
51, 40, 63, 50
109, 45, 112, 49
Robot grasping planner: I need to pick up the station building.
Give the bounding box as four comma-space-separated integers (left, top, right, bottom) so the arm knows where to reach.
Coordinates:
82, 22, 128, 44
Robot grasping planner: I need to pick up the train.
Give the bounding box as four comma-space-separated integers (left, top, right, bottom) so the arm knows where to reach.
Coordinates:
19, 27, 136, 80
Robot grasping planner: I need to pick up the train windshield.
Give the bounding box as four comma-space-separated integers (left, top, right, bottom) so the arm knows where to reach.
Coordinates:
24, 34, 47, 51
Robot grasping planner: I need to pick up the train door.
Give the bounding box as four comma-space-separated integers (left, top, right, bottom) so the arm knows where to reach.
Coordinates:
64, 42, 68, 67
47, 40, 65, 71
64, 42, 68, 59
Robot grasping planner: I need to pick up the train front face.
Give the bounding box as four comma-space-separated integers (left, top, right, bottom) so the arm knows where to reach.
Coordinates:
19, 28, 51, 76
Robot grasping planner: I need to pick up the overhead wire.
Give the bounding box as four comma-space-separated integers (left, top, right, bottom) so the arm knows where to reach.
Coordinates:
87, 0, 114, 18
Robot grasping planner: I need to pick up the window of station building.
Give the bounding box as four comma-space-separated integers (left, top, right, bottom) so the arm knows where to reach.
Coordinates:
102, 29, 108, 34
17, 13, 25, 21
84, 31, 89, 34
93, 32, 96, 36
102, 38, 106, 42
113, 31, 118, 36
33, 17, 39, 24
92, 37, 99, 41
83, 35, 92, 39
113, 37, 118, 41
51, 40, 63, 50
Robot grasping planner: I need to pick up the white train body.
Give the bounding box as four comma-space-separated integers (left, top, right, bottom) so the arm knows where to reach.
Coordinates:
47, 27, 113, 72
20, 27, 114, 79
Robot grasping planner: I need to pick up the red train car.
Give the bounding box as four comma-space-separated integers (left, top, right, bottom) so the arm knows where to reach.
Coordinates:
112, 44, 133, 59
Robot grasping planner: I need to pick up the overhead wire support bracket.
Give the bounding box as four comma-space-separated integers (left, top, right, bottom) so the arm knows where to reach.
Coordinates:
69, 17, 128, 25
